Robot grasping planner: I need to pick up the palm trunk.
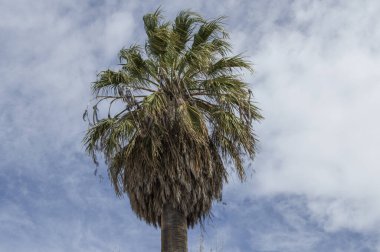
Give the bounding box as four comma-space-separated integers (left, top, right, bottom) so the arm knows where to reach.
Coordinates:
161, 203, 188, 252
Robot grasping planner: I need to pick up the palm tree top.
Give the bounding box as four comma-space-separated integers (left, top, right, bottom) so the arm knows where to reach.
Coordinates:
83, 8, 262, 227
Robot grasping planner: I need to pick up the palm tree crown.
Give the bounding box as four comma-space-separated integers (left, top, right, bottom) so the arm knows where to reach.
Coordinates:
83, 9, 262, 228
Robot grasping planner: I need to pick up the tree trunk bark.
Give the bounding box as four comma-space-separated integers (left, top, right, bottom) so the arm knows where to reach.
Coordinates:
161, 204, 188, 252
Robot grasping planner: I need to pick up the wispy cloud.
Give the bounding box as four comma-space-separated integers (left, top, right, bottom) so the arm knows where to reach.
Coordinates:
251, 0, 380, 233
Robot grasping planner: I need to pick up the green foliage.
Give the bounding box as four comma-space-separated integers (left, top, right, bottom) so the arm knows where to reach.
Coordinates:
83, 8, 262, 228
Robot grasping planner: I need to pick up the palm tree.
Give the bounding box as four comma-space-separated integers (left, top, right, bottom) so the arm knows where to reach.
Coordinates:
83, 9, 262, 252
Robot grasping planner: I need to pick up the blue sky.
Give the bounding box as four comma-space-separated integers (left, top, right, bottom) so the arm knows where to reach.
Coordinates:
1, 0, 380, 251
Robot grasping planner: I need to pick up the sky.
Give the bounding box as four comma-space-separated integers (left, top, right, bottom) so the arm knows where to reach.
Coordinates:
1, 0, 380, 251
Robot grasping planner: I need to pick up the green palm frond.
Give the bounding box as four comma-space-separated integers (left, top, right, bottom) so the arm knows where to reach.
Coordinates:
208, 55, 253, 75
192, 17, 226, 48
172, 10, 203, 52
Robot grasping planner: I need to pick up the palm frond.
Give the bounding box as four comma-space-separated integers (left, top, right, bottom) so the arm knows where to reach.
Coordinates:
192, 17, 226, 48
172, 10, 203, 52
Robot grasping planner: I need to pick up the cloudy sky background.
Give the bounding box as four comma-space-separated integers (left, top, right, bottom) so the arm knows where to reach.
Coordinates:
1, 0, 380, 251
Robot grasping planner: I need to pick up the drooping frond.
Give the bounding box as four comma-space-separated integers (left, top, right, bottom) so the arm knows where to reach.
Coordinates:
143, 8, 172, 58
172, 10, 203, 52
192, 17, 226, 48
83, 8, 262, 228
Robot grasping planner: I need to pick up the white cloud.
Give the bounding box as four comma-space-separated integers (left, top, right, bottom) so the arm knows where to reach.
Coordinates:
249, 0, 380, 234
0, 0, 137, 173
